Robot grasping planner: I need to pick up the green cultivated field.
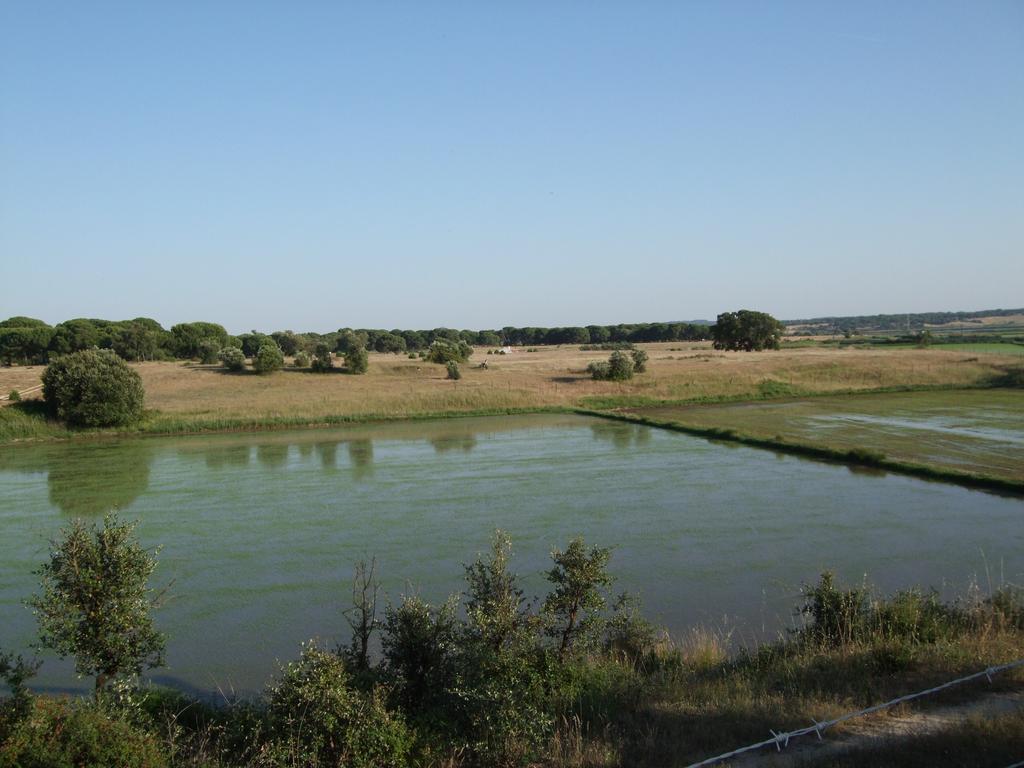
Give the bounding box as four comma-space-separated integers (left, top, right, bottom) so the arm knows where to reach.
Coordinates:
932, 342, 1024, 355
632, 388, 1024, 483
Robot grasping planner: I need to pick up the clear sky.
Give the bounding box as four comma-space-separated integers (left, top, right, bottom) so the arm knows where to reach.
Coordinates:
2, 1, 1022, 333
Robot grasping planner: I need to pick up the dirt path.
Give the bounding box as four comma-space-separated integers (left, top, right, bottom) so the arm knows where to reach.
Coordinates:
727, 689, 1023, 766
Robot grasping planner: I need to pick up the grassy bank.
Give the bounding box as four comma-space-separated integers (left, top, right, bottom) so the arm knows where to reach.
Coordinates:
2, 343, 1019, 444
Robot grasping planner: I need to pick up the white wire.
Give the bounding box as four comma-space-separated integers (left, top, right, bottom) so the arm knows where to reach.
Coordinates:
685, 657, 1024, 768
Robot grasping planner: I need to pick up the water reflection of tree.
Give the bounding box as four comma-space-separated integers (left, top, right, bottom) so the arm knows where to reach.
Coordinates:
204, 445, 251, 469
315, 442, 338, 469
347, 439, 374, 480
429, 434, 478, 453
34, 443, 154, 516
589, 422, 651, 450
256, 443, 289, 469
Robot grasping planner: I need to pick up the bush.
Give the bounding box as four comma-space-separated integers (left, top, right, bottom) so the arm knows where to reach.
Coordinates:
7, 390, 19, 402
630, 349, 648, 373
604, 593, 657, 663
588, 350, 634, 381
42, 349, 145, 427
799, 572, 869, 647
0, 697, 167, 768
266, 644, 410, 768
345, 346, 368, 374
292, 351, 311, 368
253, 344, 284, 374
382, 596, 460, 712
197, 340, 220, 365
426, 340, 471, 365
218, 347, 246, 372
310, 342, 334, 373
0, 650, 40, 731
446, 361, 461, 380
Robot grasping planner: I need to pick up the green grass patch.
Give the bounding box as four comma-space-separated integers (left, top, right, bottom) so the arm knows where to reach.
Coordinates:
932, 342, 1024, 356
582, 407, 1024, 494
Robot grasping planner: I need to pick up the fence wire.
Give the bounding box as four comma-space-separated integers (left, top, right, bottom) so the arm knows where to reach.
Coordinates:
685, 657, 1024, 767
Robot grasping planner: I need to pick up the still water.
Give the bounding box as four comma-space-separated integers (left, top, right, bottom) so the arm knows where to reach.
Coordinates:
1, 414, 1021, 694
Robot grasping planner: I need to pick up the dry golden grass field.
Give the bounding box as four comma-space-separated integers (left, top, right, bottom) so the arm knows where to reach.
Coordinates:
2, 342, 1020, 425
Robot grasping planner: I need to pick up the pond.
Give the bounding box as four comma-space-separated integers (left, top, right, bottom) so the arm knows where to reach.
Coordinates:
1, 413, 1021, 695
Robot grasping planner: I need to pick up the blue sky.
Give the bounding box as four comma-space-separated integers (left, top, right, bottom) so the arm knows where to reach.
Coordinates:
2, 1, 1022, 333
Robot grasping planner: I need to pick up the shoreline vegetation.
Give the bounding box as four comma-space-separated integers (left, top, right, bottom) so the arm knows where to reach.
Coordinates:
2, 523, 1023, 767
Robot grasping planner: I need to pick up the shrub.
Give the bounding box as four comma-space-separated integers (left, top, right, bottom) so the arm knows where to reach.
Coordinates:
446, 361, 461, 380
253, 344, 284, 374
799, 572, 869, 647
30, 514, 166, 693
588, 350, 634, 381
266, 644, 410, 768
426, 340, 471, 365
986, 587, 1024, 630
0, 697, 167, 768
407, 352, 418, 359
604, 593, 658, 663
218, 347, 246, 372
382, 596, 460, 712
0, 650, 40, 730
310, 342, 334, 372
579, 342, 633, 351
197, 340, 220, 364
292, 350, 311, 368
630, 349, 648, 373
544, 538, 613, 658
7, 390, 19, 402
42, 349, 144, 427
345, 345, 368, 374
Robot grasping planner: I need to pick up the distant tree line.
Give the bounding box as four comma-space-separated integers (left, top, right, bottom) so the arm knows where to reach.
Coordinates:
786, 307, 1024, 335
0, 315, 712, 366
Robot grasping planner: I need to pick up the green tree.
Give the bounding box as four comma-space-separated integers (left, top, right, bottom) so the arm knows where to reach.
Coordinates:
426, 339, 472, 364
29, 514, 166, 692
270, 330, 301, 356
218, 346, 246, 372
0, 325, 54, 365
336, 329, 370, 354
382, 595, 460, 711
42, 349, 145, 427
543, 537, 613, 658
346, 345, 369, 374
238, 331, 273, 358
631, 349, 648, 373
711, 310, 784, 351
49, 319, 102, 355
446, 360, 461, 380
253, 343, 284, 374
267, 644, 411, 768
588, 349, 634, 380
112, 322, 163, 362
170, 322, 229, 359
373, 332, 407, 354
310, 341, 334, 372
463, 531, 531, 653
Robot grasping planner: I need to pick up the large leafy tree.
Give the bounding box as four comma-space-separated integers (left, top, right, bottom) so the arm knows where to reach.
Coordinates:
170, 321, 229, 359
42, 349, 145, 427
711, 309, 784, 351
29, 514, 166, 692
